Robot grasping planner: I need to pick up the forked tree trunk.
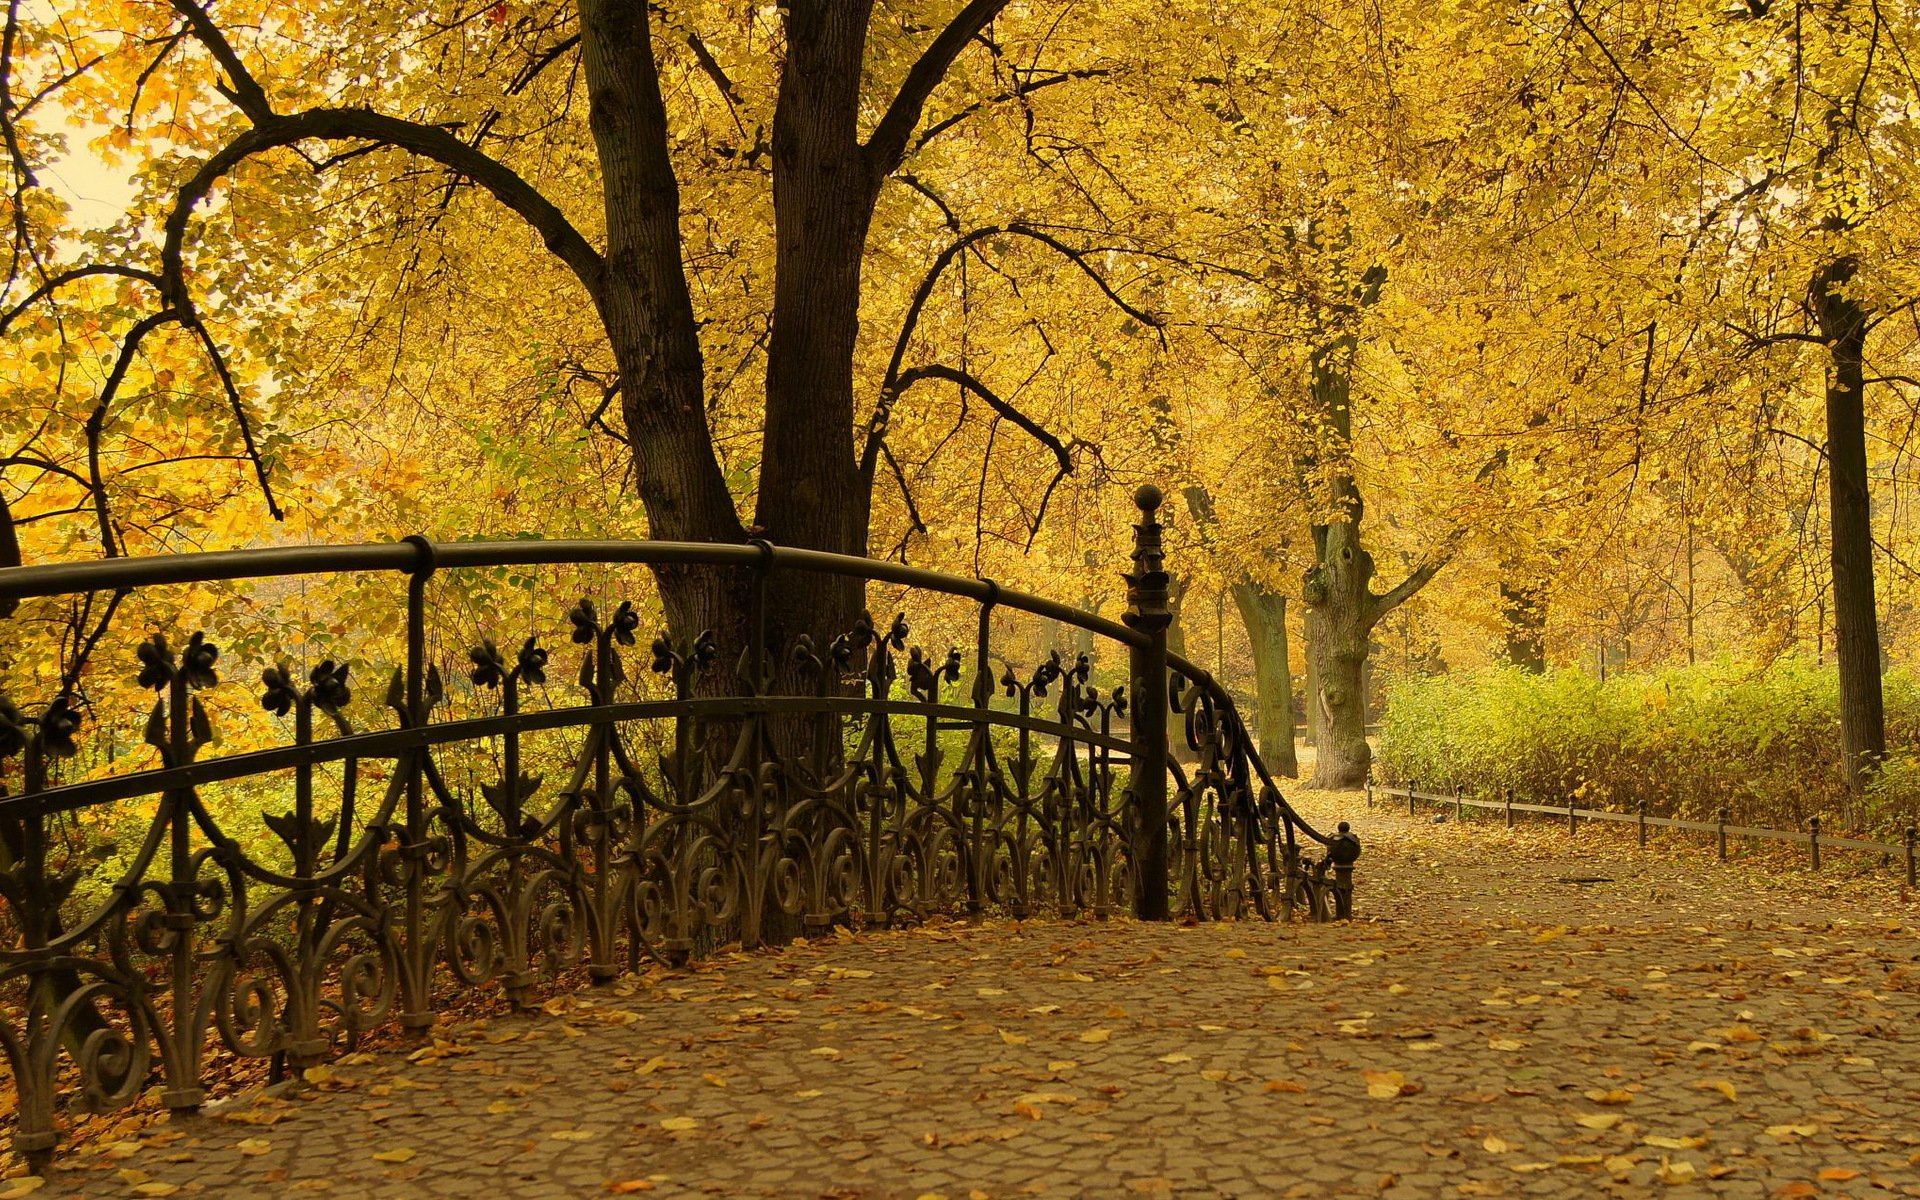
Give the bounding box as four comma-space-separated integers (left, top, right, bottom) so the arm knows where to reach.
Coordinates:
1230, 581, 1297, 777
1810, 256, 1885, 792
1298, 322, 1445, 790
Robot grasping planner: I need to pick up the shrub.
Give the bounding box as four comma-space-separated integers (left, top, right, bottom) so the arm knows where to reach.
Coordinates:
1376, 658, 1920, 836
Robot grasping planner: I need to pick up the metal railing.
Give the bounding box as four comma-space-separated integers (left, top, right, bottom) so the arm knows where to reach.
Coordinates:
1369, 779, 1918, 883
0, 487, 1357, 1164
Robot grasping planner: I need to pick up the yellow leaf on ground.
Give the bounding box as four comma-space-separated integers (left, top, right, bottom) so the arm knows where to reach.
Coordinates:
235, 1138, 272, 1156
1584, 1088, 1634, 1105
1655, 1158, 1697, 1185
606, 1182, 655, 1194
1577, 1113, 1623, 1131
1488, 1037, 1525, 1051
371, 1149, 416, 1164
1079, 1028, 1112, 1044
1817, 1168, 1861, 1182
659, 1117, 699, 1132
998, 1030, 1028, 1046
1642, 1135, 1708, 1150
1696, 1079, 1737, 1101
550, 1130, 597, 1142
1157, 1053, 1193, 1064
1482, 1135, 1518, 1153
1362, 1069, 1410, 1099
1263, 1079, 1307, 1093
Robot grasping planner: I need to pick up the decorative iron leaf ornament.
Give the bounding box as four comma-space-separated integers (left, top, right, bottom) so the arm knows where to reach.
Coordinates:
182, 632, 220, 689
39, 696, 82, 758
136, 634, 174, 690
515, 637, 547, 685
0, 696, 27, 759
310, 660, 352, 712
260, 663, 299, 716
567, 598, 599, 644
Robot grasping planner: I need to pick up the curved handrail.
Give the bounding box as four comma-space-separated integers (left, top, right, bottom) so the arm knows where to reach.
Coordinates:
0, 537, 1147, 650
1168, 652, 1333, 848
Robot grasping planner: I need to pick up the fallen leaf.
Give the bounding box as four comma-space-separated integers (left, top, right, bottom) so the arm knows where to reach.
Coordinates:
1483, 1136, 1518, 1154
1577, 1113, 1624, 1131
1079, 1028, 1113, 1044
371, 1149, 416, 1164
1818, 1168, 1861, 1182
659, 1117, 699, 1132
606, 1183, 655, 1194
235, 1138, 272, 1156
1654, 1158, 1697, 1185
1583, 1088, 1634, 1105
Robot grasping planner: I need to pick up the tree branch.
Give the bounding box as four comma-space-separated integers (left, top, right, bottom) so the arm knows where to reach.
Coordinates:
168, 0, 275, 123
861, 222, 1162, 486
1371, 545, 1455, 619
863, 0, 1012, 180
910, 67, 1109, 155
160, 107, 605, 313
186, 316, 282, 519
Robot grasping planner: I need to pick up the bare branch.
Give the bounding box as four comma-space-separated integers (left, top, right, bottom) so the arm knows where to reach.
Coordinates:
0, 265, 163, 337
860, 222, 1161, 486
185, 316, 282, 519
168, 0, 275, 122
1371, 547, 1454, 619
161, 107, 605, 313
864, 0, 1013, 180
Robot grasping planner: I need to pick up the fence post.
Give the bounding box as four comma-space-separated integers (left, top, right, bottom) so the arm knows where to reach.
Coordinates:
1408, 777, 1418, 817
1123, 485, 1171, 921
1504, 786, 1514, 829
1637, 799, 1648, 849
1567, 795, 1577, 837
1455, 783, 1464, 821
1808, 816, 1821, 872
1908, 826, 1917, 889
1365, 776, 1373, 808
1717, 806, 1730, 863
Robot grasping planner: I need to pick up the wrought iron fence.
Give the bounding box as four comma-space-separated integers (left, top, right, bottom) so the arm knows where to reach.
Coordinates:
0, 487, 1356, 1164
1371, 779, 1918, 882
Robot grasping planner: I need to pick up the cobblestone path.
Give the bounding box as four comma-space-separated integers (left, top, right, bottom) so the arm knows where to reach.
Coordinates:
22, 791, 1920, 1199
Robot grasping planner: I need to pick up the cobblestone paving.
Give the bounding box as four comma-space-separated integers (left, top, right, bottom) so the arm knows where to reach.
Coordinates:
22, 791, 1920, 1199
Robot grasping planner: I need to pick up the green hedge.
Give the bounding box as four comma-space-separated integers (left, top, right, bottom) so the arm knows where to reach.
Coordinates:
1376, 659, 1920, 835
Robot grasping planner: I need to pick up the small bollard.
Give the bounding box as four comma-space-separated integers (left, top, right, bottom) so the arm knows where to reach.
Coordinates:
1504, 786, 1514, 829
1717, 806, 1730, 862
1637, 799, 1648, 848
1409, 777, 1418, 817
1365, 777, 1373, 808
1808, 816, 1821, 872
1907, 826, 1917, 888
1455, 784, 1464, 821
1567, 796, 1578, 837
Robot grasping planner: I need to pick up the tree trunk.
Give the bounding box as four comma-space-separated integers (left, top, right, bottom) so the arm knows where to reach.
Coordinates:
1810, 256, 1885, 791
1297, 319, 1446, 790
1500, 580, 1547, 672
1302, 639, 1318, 748
1231, 582, 1298, 777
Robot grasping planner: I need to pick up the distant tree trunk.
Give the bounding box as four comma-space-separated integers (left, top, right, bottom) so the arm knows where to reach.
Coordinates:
0, 493, 17, 618
1167, 575, 1191, 664
1302, 637, 1319, 749
1231, 582, 1298, 777
1809, 255, 1885, 791
1500, 581, 1547, 672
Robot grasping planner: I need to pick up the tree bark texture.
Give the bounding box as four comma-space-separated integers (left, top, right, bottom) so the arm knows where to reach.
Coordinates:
1809, 256, 1886, 791
1231, 582, 1298, 777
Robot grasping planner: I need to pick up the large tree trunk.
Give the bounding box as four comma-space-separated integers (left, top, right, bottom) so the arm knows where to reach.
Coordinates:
1297, 320, 1445, 790
1810, 256, 1885, 791
1231, 581, 1298, 777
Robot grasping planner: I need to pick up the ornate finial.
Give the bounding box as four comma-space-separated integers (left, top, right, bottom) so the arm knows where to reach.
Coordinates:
1123, 483, 1170, 634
